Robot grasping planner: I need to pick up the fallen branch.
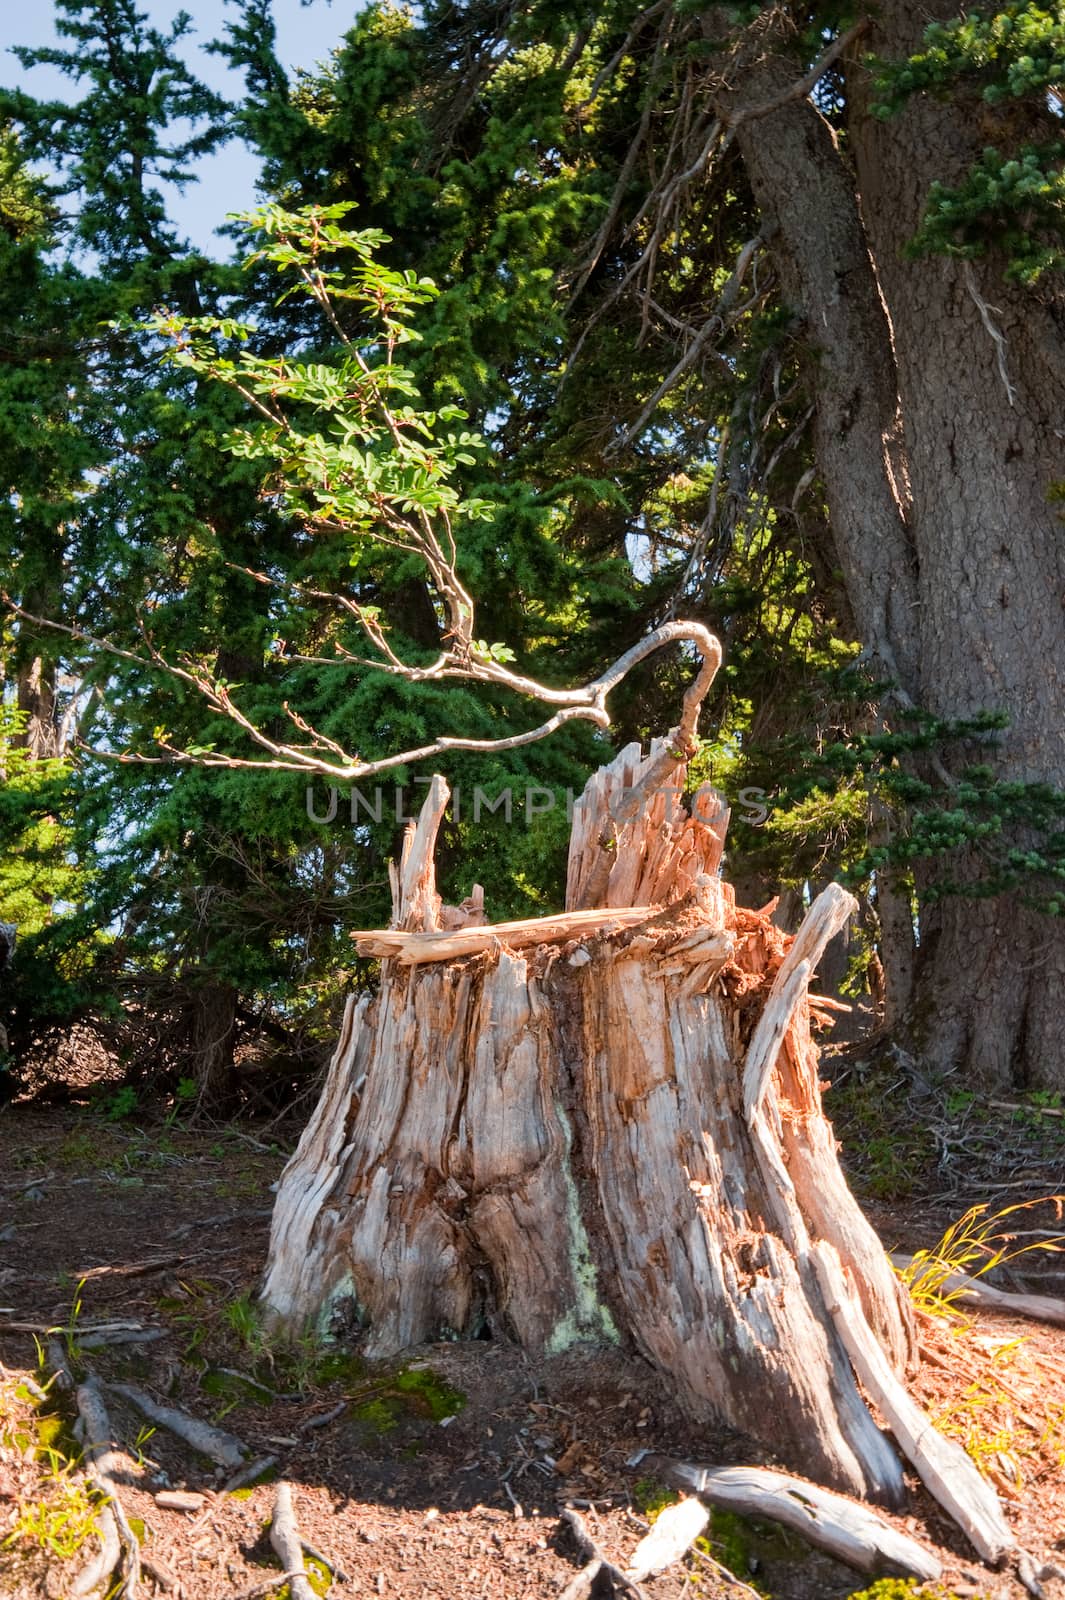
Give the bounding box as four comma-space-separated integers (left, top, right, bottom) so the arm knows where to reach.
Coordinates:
106, 1382, 247, 1470
352, 904, 656, 963
168, 1207, 274, 1240
268, 1481, 318, 1600
892, 1252, 1065, 1329
990, 1099, 1064, 1120
73, 1255, 187, 1281
298, 1401, 346, 1434
0, 1318, 153, 1336
662, 1461, 942, 1582
155, 1490, 205, 1513
814, 1243, 1015, 1565
78, 1328, 169, 1351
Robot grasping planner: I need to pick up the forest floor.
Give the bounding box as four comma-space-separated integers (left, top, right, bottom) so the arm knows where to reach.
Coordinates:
0, 1065, 1063, 1600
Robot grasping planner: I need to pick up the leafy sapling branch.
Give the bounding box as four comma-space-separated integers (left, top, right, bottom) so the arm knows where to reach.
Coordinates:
5, 202, 721, 776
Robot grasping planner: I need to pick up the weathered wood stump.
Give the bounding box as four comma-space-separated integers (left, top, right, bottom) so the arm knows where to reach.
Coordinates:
261, 738, 929, 1503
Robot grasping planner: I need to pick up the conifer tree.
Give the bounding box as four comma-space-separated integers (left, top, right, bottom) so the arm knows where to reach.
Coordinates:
219, 0, 1065, 1089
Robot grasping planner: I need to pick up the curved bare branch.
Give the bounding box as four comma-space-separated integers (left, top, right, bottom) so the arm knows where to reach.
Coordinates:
3, 595, 721, 782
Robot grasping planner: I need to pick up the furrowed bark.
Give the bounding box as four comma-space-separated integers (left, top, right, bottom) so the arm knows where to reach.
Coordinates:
846, 0, 1065, 1090
700, 2, 1065, 1088
701, 10, 919, 698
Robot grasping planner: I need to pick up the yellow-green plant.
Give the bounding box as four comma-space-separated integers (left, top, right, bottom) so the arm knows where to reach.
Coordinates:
897, 1196, 1064, 1319
931, 1367, 1026, 1491
1039, 1400, 1065, 1469
63, 1276, 89, 1368
3, 1457, 98, 1561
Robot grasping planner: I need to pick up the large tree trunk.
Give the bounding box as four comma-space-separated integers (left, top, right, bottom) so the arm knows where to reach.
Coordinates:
847, 0, 1065, 1089
16, 653, 60, 760
263, 744, 920, 1500
13, 568, 64, 761
704, 3, 1065, 1088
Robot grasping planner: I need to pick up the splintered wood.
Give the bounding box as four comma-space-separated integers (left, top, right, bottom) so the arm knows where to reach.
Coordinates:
263, 740, 1011, 1556
566, 738, 729, 911
351, 904, 657, 964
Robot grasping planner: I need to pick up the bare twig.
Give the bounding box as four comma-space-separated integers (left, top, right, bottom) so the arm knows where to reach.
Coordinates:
572, 0, 668, 115
724, 22, 869, 132
963, 261, 1016, 408
560, 1506, 647, 1599
610, 237, 763, 456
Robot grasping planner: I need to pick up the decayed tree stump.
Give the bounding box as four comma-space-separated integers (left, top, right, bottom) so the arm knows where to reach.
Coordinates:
261, 738, 929, 1503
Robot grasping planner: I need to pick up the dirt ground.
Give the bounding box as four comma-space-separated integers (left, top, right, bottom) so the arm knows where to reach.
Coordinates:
0, 1100, 1063, 1600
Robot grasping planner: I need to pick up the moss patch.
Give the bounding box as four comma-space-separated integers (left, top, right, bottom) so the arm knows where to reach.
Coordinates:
347, 1363, 466, 1438
693, 1507, 812, 1597
845, 1583, 974, 1600
391, 1365, 465, 1421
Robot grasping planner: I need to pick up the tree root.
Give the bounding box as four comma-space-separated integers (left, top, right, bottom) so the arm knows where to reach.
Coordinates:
186, 1453, 279, 1542
229, 1572, 311, 1600
1017, 1549, 1065, 1599
268, 1480, 318, 1600
559, 1506, 646, 1599
105, 1381, 247, 1469
45, 1337, 74, 1390
71, 1376, 141, 1599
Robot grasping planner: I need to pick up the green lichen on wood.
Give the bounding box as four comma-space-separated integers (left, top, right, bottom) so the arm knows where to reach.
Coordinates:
546, 1103, 620, 1355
